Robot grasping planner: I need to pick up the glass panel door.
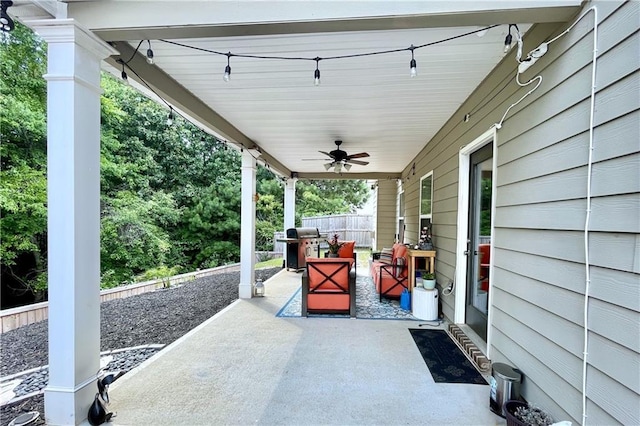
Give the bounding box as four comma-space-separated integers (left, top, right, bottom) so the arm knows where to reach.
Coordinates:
466, 143, 492, 340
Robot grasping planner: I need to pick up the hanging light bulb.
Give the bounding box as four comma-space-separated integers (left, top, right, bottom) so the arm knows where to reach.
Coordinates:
334, 162, 342, 173
324, 162, 333, 171
166, 107, 175, 126
1, 0, 15, 33
120, 62, 129, 85
343, 163, 352, 171
409, 45, 417, 78
146, 40, 154, 65
223, 52, 231, 82
314, 57, 321, 86
504, 25, 514, 53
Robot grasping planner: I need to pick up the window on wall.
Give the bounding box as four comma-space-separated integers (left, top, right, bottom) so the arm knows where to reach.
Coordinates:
420, 172, 433, 218
420, 172, 433, 232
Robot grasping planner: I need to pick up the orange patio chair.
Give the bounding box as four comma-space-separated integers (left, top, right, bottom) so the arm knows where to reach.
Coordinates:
301, 258, 356, 318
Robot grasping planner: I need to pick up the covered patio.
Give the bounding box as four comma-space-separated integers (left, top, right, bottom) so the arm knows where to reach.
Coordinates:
108, 269, 500, 425
7, 1, 636, 424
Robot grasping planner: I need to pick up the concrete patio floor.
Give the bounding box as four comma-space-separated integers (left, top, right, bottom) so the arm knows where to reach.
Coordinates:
109, 269, 506, 425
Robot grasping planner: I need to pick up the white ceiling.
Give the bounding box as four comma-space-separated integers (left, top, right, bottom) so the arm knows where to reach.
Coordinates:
15, 1, 582, 179
147, 25, 519, 176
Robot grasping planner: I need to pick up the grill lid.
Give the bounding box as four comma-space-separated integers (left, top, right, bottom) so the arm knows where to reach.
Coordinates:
286, 227, 320, 239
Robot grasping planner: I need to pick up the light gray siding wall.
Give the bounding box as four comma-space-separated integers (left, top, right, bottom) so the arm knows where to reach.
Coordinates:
491, 1, 639, 424
401, 1, 639, 423
375, 179, 397, 250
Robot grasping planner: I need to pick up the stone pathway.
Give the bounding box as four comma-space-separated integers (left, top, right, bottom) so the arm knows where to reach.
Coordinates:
0, 345, 164, 407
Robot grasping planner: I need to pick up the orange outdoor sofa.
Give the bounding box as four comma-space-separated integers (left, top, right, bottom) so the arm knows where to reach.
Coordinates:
302, 257, 356, 318
369, 243, 408, 301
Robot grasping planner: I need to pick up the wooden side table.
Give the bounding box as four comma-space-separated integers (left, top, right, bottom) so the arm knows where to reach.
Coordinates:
407, 249, 436, 291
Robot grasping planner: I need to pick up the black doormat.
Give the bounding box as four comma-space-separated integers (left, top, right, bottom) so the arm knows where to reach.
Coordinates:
409, 329, 487, 385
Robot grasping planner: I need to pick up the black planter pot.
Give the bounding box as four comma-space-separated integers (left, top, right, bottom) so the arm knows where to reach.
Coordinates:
504, 400, 528, 426
503, 400, 554, 426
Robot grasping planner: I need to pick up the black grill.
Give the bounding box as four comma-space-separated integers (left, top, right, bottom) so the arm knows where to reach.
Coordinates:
282, 227, 322, 271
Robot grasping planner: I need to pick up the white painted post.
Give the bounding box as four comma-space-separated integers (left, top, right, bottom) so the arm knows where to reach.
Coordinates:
284, 178, 297, 230
240, 150, 257, 298
27, 19, 118, 425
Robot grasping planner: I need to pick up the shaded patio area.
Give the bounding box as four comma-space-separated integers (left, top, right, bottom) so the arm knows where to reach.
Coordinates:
109, 270, 504, 425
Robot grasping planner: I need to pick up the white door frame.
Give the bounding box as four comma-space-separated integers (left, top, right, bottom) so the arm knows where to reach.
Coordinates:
454, 127, 497, 352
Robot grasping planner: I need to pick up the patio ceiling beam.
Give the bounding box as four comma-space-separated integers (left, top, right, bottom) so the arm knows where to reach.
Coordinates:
66, 1, 582, 42
106, 41, 291, 177
295, 172, 402, 180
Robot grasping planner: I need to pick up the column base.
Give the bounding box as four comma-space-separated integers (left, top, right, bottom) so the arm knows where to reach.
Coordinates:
239, 284, 253, 299
44, 379, 95, 425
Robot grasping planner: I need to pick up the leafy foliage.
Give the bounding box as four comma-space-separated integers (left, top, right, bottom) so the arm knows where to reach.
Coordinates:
1, 24, 370, 306
0, 24, 48, 301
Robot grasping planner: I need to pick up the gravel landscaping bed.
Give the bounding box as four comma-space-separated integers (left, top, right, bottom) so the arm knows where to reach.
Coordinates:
0, 267, 281, 425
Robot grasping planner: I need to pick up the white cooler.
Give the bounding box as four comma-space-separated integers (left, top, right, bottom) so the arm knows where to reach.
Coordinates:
412, 287, 439, 320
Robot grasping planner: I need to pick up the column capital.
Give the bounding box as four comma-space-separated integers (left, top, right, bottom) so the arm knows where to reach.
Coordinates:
241, 149, 257, 168
26, 18, 118, 59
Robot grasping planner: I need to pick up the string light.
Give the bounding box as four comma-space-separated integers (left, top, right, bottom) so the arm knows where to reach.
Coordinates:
223, 52, 232, 82
118, 61, 129, 85
166, 107, 174, 126
146, 40, 154, 65
0, 1, 14, 33
314, 57, 321, 86
151, 24, 500, 85
409, 45, 417, 78
111, 23, 516, 177
504, 24, 518, 53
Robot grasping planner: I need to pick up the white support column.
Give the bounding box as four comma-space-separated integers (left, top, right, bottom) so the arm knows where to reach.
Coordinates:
283, 178, 297, 230
27, 19, 118, 425
240, 151, 257, 299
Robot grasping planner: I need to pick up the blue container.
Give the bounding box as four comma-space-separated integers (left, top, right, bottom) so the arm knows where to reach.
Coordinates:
400, 288, 411, 310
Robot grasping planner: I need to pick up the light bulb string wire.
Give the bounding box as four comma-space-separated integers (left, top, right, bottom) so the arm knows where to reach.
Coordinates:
124, 63, 172, 110
121, 61, 268, 166
116, 40, 144, 66
158, 24, 500, 64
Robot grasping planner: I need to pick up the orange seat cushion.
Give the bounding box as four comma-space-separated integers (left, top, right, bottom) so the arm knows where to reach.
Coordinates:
307, 294, 351, 310
394, 244, 407, 260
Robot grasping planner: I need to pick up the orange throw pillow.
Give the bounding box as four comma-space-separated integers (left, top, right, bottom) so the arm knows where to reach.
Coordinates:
338, 241, 355, 259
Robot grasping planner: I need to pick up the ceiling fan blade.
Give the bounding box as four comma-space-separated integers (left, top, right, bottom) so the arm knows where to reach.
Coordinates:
302, 158, 329, 161
346, 152, 370, 159
346, 159, 369, 166
318, 151, 334, 158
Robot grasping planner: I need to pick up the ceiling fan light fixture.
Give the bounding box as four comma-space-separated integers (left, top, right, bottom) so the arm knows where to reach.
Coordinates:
343, 163, 352, 171
334, 162, 342, 173
324, 162, 333, 171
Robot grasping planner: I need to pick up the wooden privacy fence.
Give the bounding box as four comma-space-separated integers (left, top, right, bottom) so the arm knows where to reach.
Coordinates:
273, 214, 373, 253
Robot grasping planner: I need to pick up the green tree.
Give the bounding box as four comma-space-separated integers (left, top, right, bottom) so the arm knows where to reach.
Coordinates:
0, 23, 48, 302
100, 191, 180, 287
296, 179, 370, 220
1, 24, 372, 307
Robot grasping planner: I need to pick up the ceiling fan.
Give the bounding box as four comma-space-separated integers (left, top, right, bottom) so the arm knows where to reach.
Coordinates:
305, 140, 370, 173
